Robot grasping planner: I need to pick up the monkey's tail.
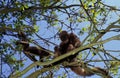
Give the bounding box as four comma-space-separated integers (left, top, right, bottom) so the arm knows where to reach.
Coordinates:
70, 66, 112, 78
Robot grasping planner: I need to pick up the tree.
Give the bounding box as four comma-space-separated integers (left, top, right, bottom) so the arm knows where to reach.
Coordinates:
0, 0, 120, 78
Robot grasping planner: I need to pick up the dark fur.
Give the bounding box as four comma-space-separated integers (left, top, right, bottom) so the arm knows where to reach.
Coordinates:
53, 31, 109, 77
17, 41, 50, 62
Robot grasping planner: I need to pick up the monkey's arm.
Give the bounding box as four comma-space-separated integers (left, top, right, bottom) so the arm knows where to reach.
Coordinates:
64, 59, 112, 78
16, 41, 38, 62
24, 52, 38, 62
70, 66, 112, 77
17, 41, 50, 56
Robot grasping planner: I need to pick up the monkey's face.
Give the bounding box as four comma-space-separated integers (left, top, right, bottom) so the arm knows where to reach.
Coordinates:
69, 33, 77, 39
59, 31, 69, 42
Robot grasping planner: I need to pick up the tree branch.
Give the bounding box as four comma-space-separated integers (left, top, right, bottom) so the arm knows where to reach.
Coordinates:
10, 34, 120, 78
0, 4, 81, 14
91, 19, 120, 43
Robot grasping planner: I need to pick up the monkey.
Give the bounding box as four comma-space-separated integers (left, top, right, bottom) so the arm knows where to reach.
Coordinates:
43, 31, 69, 66
53, 31, 80, 60
53, 31, 111, 77
58, 31, 81, 62
59, 31, 81, 54
52, 31, 80, 65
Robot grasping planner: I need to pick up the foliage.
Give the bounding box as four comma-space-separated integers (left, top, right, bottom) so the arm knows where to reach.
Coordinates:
0, 0, 120, 78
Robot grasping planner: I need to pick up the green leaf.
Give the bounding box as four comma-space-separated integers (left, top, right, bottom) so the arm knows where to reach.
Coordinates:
82, 27, 87, 32
34, 25, 39, 32
24, 4, 29, 9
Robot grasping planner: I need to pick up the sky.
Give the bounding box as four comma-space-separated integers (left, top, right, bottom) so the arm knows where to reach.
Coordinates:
25, 0, 120, 78
2, 0, 120, 78
58, 0, 120, 78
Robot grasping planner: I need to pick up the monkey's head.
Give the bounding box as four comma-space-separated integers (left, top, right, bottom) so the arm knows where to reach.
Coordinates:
59, 31, 69, 42
69, 33, 77, 40
69, 33, 79, 43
